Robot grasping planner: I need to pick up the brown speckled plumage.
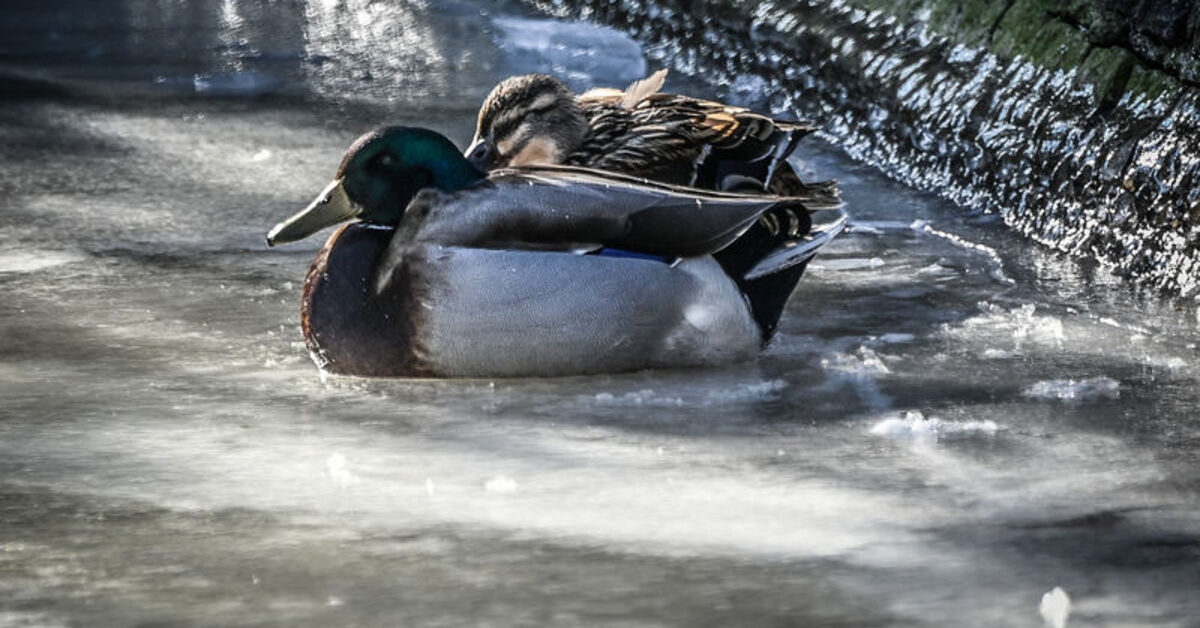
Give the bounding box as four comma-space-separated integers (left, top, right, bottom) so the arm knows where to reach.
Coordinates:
468, 70, 842, 239
571, 88, 810, 187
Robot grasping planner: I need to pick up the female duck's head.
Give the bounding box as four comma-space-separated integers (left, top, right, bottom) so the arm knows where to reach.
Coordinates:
266, 126, 484, 246
464, 73, 588, 171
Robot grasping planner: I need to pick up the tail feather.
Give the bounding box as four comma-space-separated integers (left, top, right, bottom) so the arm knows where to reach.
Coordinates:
620, 69, 669, 109
713, 200, 845, 344
745, 209, 846, 280
767, 170, 842, 210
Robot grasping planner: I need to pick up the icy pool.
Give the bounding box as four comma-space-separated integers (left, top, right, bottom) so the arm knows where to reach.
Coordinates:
1, 1, 1198, 626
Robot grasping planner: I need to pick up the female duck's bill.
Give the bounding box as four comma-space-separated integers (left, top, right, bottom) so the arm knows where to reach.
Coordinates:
265, 126, 846, 378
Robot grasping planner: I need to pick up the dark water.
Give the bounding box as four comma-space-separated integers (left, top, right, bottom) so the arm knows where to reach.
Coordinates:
1, 2, 1199, 626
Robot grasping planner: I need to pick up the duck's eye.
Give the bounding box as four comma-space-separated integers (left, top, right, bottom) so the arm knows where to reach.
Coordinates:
377, 154, 397, 168
468, 142, 491, 163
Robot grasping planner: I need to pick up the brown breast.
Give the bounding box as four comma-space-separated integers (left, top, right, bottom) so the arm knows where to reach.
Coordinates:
300, 224, 436, 377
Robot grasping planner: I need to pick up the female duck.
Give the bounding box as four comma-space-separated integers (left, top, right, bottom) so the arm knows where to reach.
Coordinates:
266, 126, 844, 378
465, 70, 841, 208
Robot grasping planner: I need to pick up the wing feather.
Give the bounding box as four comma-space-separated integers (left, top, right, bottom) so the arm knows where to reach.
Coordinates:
406, 165, 795, 257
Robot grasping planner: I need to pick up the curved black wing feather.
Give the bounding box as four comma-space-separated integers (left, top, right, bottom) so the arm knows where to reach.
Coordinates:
405, 165, 801, 257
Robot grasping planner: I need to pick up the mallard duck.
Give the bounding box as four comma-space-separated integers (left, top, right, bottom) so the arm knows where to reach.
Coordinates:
465, 70, 841, 208
266, 126, 845, 378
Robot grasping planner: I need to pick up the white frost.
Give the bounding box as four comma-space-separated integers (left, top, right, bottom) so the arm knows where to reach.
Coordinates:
870, 410, 999, 440
0, 250, 86, 273
1039, 586, 1071, 628
484, 475, 519, 494
822, 346, 892, 410
1022, 377, 1120, 402
326, 452, 358, 489
813, 257, 886, 271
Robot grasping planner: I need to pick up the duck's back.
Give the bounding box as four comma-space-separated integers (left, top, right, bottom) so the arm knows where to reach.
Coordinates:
570, 88, 816, 191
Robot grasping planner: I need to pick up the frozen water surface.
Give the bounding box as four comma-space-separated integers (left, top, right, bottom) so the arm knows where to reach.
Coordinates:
2, 1, 1199, 626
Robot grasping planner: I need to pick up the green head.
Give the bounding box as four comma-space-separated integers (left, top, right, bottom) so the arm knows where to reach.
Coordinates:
266, 126, 485, 246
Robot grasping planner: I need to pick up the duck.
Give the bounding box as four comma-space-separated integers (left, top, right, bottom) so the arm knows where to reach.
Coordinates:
266, 126, 845, 378
465, 70, 845, 306
465, 70, 842, 209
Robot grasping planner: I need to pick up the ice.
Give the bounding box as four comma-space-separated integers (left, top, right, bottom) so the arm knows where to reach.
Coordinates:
821, 346, 892, 409
0, 250, 86, 273
702, 378, 788, 402
813, 257, 887, 271
484, 475, 519, 493
869, 410, 999, 440
1157, 356, 1188, 371
591, 379, 786, 408
0, 612, 68, 628
192, 71, 282, 97
914, 220, 1014, 285
875, 333, 916, 344
1011, 307, 1065, 348
1040, 587, 1071, 628
848, 220, 919, 233
326, 452, 358, 489
947, 303, 1065, 350
822, 346, 891, 377
491, 17, 647, 89
915, 262, 959, 277
594, 390, 685, 407
1022, 377, 1120, 402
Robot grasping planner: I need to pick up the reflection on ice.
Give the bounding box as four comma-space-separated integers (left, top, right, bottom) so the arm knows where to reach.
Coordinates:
870, 410, 999, 441
913, 220, 1014, 286
590, 378, 787, 408
9, 399, 929, 564
0, 250, 86, 274
192, 71, 281, 96
491, 17, 647, 89
325, 452, 359, 489
296, 1, 651, 110
812, 256, 885, 271
300, 0, 497, 108
483, 475, 519, 493
943, 303, 1066, 352
820, 346, 891, 407
1022, 377, 1121, 402
1040, 587, 1071, 628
